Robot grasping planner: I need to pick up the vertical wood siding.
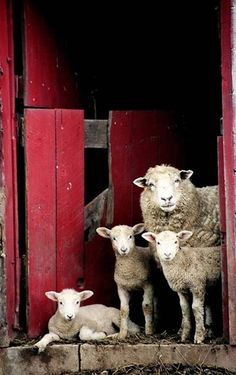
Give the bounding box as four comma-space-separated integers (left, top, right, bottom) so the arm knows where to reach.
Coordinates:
25, 109, 84, 337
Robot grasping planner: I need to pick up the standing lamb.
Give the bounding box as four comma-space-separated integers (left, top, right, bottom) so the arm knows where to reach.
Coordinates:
34, 288, 140, 353
142, 230, 221, 344
133, 164, 220, 247
96, 224, 154, 339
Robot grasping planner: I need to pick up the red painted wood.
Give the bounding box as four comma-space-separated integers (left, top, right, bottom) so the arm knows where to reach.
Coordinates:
83, 110, 183, 308
25, 108, 84, 337
23, 0, 80, 108
109, 111, 184, 225
56, 109, 84, 290
221, 0, 236, 344
217, 136, 229, 340
25, 109, 57, 336
0, 0, 19, 342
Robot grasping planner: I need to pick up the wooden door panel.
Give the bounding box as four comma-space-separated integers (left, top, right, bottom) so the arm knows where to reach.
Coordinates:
23, 0, 80, 108
25, 109, 57, 336
110, 110, 184, 225
220, 0, 236, 344
56, 110, 84, 291
25, 108, 84, 337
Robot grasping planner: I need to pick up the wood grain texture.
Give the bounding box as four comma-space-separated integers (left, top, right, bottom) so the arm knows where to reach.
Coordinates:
25, 109, 84, 336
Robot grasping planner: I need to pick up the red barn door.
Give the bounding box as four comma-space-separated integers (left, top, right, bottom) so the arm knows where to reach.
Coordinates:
24, 109, 84, 336
220, 0, 236, 344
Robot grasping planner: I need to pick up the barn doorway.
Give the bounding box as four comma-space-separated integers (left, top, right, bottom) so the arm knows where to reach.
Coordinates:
12, 0, 222, 338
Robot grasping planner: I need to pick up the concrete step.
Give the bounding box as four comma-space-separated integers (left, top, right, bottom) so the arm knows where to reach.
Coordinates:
0, 343, 236, 375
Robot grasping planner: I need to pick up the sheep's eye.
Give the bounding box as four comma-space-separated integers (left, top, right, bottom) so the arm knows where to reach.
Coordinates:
76, 301, 80, 305
113, 237, 117, 241
175, 241, 178, 244
129, 235, 132, 239
157, 241, 160, 245
175, 178, 180, 184
148, 182, 155, 188
59, 301, 63, 305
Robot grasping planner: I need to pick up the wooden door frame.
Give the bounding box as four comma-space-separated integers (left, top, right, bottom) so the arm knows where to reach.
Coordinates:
0, 0, 19, 345
221, 0, 236, 344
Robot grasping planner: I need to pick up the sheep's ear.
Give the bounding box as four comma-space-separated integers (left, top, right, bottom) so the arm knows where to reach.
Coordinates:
45, 291, 59, 301
177, 230, 193, 242
96, 227, 111, 238
142, 232, 156, 243
133, 223, 145, 235
79, 290, 94, 301
133, 177, 147, 188
180, 170, 193, 180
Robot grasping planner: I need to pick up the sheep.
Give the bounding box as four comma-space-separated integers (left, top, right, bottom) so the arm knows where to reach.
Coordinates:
96, 223, 154, 339
142, 230, 221, 344
34, 288, 140, 352
133, 164, 220, 248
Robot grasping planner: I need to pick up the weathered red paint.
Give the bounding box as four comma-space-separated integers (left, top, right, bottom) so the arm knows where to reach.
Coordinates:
110, 111, 184, 225
83, 111, 184, 308
25, 109, 84, 337
56, 109, 84, 291
0, 0, 19, 343
23, 0, 81, 108
221, 0, 236, 344
217, 136, 229, 340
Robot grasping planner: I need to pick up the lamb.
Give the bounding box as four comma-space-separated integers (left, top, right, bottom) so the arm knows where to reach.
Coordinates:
133, 164, 220, 247
34, 288, 140, 352
142, 230, 221, 344
96, 224, 154, 339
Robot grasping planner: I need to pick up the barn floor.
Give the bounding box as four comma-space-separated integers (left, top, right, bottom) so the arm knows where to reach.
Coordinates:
1, 333, 236, 375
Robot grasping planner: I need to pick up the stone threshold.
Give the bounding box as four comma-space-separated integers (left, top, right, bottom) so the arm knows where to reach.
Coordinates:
0, 343, 236, 375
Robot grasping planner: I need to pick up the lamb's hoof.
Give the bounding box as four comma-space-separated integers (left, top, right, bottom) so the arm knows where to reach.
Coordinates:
181, 331, 191, 342
194, 332, 205, 344
194, 337, 204, 344
31, 346, 40, 355
118, 333, 127, 340
33, 345, 46, 354
205, 326, 214, 339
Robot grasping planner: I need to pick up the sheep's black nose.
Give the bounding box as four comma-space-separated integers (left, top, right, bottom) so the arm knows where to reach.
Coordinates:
67, 315, 73, 320
161, 195, 173, 202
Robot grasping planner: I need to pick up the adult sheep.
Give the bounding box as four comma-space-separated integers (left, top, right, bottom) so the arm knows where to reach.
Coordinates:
133, 164, 220, 247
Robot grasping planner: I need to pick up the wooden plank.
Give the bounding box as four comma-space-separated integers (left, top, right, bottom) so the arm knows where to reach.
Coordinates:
109, 111, 183, 225
56, 109, 84, 291
0, 0, 18, 344
23, 0, 80, 108
221, 0, 236, 344
25, 109, 57, 337
85, 120, 108, 148
217, 136, 229, 340
85, 188, 108, 240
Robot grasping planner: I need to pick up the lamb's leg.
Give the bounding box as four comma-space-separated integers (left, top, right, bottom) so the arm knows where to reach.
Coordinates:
34, 332, 60, 353
117, 286, 130, 339
142, 283, 154, 335
192, 292, 205, 344
79, 326, 106, 341
178, 292, 191, 342
205, 303, 213, 338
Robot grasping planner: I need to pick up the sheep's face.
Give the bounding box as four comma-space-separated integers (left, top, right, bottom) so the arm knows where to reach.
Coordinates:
96, 224, 145, 256
133, 166, 193, 213
45, 289, 93, 321
142, 230, 193, 262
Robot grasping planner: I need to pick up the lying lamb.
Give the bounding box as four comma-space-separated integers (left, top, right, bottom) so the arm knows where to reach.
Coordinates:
96, 224, 154, 339
133, 164, 220, 247
142, 230, 221, 344
34, 288, 140, 352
